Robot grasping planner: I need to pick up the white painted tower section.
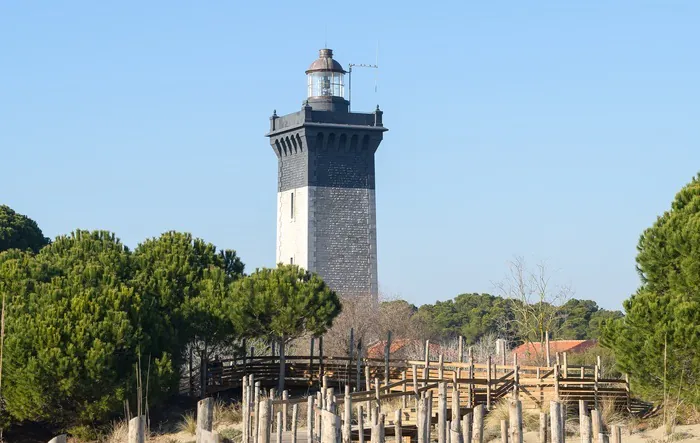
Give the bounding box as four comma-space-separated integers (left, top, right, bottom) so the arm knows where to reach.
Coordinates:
276, 187, 309, 268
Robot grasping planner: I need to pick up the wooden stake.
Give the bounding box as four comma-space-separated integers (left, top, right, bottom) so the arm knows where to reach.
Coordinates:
358, 405, 365, 443
258, 398, 271, 443
550, 401, 562, 443
539, 412, 547, 443
462, 413, 473, 443
473, 404, 485, 443
395, 409, 403, 443
591, 410, 600, 443
307, 397, 314, 443
452, 380, 461, 425
276, 412, 283, 443
438, 382, 447, 443
197, 397, 214, 434
283, 390, 289, 431
438, 354, 444, 380
501, 420, 509, 443
458, 337, 464, 363
417, 395, 428, 443
343, 385, 352, 443
292, 404, 298, 443
581, 410, 592, 443
402, 370, 408, 409
424, 340, 430, 388
128, 416, 145, 443
509, 400, 523, 443
385, 331, 392, 386
545, 331, 551, 367
310, 337, 315, 385
486, 356, 492, 410
254, 382, 261, 443
612, 426, 621, 443
560, 403, 567, 443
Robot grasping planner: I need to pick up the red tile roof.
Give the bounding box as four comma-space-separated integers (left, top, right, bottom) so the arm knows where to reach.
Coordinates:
512, 339, 597, 363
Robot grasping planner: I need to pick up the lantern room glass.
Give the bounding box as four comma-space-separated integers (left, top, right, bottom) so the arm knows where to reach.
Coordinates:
307, 71, 345, 99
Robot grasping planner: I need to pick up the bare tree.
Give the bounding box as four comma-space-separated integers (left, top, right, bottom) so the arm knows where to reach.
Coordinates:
495, 256, 573, 363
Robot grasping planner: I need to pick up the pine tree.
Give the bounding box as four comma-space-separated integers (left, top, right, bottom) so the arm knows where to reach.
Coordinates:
603, 175, 700, 405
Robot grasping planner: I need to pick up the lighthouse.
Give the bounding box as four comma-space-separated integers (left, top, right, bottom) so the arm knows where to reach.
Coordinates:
266, 48, 387, 300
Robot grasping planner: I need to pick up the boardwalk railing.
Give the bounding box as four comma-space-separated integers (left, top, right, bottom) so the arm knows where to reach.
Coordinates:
192, 350, 648, 415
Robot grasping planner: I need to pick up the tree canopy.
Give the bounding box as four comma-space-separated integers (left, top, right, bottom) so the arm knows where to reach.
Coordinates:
604, 174, 700, 405
0, 205, 50, 253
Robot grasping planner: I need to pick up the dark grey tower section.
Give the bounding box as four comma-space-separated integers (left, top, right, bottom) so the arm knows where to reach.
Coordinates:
267, 48, 387, 300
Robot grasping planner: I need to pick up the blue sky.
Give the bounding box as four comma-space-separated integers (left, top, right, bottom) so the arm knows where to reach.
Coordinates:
2, 1, 698, 310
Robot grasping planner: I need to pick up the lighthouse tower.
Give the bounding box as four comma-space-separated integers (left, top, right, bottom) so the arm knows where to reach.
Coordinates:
267, 48, 387, 300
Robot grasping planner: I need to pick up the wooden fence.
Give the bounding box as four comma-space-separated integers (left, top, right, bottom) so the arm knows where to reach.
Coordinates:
191, 349, 648, 416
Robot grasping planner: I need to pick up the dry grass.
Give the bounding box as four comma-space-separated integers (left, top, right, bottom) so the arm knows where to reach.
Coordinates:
102, 420, 128, 443
485, 399, 540, 434
177, 412, 197, 435
214, 399, 242, 427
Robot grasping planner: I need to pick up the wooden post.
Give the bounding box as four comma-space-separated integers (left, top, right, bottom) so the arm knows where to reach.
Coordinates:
258, 398, 271, 443
473, 404, 484, 443
594, 366, 599, 410
375, 377, 381, 413
128, 416, 145, 443
291, 404, 298, 443
243, 377, 250, 443
438, 382, 447, 443
402, 370, 408, 408
501, 420, 509, 443
625, 373, 631, 411
537, 367, 543, 408
385, 331, 392, 386
468, 347, 474, 408
310, 337, 315, 385
197, 397, 214, 434
513, 365, 520, 400
438, 354, 444, 380
612, 426, 621, 443
277, 412, 283, 443
48, 436, 68, 443
447, 420, 452, 443
343, 385, 352, 443
598, 434, 607, 443
319, 336, 324, 379
395, 409, 403, 443
554, 365, 560, 401
200, 354, 208, 399
462, 412, 472, 443
560, 403, 567, 443
424, 340, 430, 388
321, 409, 340, 443
358, 405, 365, 443
486, 356, 492, 410
539, 412, 547, 443
412, 364, 419, 398
307, 397, 314, 443
545, 331, 551, 367
283, 390, 289, 431
451, 415, 463, 443
452, 380, 461, 425
349, 328, 355, 374
562, 352, 568, 379
458, 336, 464, 363
254, 382, 261, 443
417, 395, 427, 443
189, 347, 194, 396
357, 338, 363, 389
590, 410, 600, 443
581, 411, 592, 443
509, 400, 523, 443
550, 402, 562, 443
372, 413, 386, 443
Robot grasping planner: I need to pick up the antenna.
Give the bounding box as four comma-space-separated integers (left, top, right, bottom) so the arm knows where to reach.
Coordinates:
348, 59, 379, 112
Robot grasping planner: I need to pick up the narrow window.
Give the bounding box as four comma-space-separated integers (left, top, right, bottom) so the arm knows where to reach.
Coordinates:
290, 192, 294, 219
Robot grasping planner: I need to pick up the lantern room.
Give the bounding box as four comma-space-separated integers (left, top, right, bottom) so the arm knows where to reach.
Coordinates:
305, 49, 349, 112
